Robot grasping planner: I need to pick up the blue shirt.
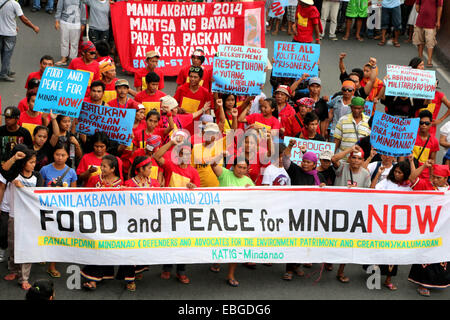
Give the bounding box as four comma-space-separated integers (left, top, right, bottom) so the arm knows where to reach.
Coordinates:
40, 164, 77, 187
382, 0, 401, 8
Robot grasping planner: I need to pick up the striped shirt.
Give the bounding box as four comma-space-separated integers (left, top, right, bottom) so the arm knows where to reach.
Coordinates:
334, 113, 371, 153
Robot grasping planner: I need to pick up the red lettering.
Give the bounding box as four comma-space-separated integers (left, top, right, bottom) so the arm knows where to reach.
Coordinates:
367, 205, 388, 233
391, 205, 411, 234
415, 205, 441, 234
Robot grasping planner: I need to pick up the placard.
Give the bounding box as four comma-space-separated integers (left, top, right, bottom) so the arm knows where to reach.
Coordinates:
385, 64, 436, 100
283, 136, 335, 166
273, 41, 320, 78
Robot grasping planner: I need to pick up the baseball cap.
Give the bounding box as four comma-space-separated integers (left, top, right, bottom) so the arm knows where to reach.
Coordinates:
351, 96, 366, 107
3, 106, 20, 118
115, 79, 129, 88
160, 95, 178, 110
308, 77, 321, 86
319, 150, 333, 161
350, 149, 365, 159
192, 49, 205, 63
145, 135, 162, 152
275, 85, 291, 97
146, 51, 160, 59
204, 122, 220, 134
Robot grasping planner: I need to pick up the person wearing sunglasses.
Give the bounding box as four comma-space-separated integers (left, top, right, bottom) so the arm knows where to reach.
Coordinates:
54, 0, 87, 67
176, 49, 212, 91
413, 110, 439, 180
327, 80, 356, 142
68, 41, 101, 93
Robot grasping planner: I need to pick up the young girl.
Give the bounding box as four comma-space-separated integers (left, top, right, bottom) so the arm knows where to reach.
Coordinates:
18, 91, 49, 136
117, 156, 159, 291
30, 126, 52, 172
39, 142, 77, 278
238, 98, 281, 135
48, 114, 83, 166
81, 155, 122, 290
132, 109, 173, 150
2, 148, 44, 290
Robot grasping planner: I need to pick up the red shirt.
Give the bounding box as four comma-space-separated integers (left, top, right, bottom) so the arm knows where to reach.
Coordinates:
278, 103, 296, 123
226, 147, 270, 186
107, 97, 140, 109
158, 113, 195, 142
129, 151, 162, 181
162, 158, 200, 188
415, 0, 443, 29
415, 91, 444, 137
413, 134, 440, 179
18, 111, 42, 126
76, 152, 124, 184
282, 112, 320, 138
124, 177, 160, 188
101, 78, 118, 104
85, 175, 123, 188
246, 113, 281, 130
134, 68, 165, 90
18, 97, 29, 113
132, 127, 166, 149
134, 90, 166, 115
176, 65, 212, 90
293, 5, 321, 43
25, 71, 43, 89
174, 83, 213, 116
68, 57, 100, 87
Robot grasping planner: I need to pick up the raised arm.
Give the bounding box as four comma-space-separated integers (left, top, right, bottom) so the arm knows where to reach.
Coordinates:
332, 145, 359, 168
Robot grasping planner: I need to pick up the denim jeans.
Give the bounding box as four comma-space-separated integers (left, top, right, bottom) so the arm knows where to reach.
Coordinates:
381, 6, 402, 31
0, 36, 16, 78
33, 0, 54, 11
88, 29, 110, 44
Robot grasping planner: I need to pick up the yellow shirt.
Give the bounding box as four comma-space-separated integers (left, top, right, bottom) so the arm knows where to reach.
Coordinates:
191, 141, 223, 187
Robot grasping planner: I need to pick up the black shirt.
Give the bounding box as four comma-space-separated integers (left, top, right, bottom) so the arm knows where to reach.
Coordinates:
0, 126, 32, 163
381, 96, 425, 118
287, 162, 317, 186
318, 167, 336, 186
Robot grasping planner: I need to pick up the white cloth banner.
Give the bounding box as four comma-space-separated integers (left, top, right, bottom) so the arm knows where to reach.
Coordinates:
13, 186, 450, 265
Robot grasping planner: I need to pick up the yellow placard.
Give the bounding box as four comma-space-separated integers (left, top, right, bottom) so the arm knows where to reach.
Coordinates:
168, 172, 191, 188
21, 123, 38, 138
181, 97, 201, 114
142, 101, 161, 115
102, 90, 117, 104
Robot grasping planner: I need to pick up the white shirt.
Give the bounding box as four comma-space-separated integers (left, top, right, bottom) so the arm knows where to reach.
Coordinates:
0, 0, 23, 36
262, 164, 291, 186
375, 179, 412, 191
439, 121, 450, 153
368, 162, 394, 184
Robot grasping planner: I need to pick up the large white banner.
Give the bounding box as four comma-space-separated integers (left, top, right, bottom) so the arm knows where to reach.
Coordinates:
13, 186, 450, 265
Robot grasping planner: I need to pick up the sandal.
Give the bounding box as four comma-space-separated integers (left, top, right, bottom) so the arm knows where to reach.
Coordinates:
244, 263, 257, 270
82, 281, 97, 291
20, 282, 32, 291
293, 267, 305, 277
336, 274, 350, 283
393, 42, 400, 47
426, 63, 433, 68
160, 271, 171, 280
126, 281, 136, 292
384, 282, 398, 291
282, 272, 293, 281
135, 273, 144, 281
4, 273, 18, 281
209, 264, 221, 273
356, 37, 364, 42
378, 41, 386, 46
176, 273, 190, 284
47, 269, 61, 278
417, 287, 430, 297
226, 278, 239, 287
342, 37, 349, 41
325, 263, 333, 271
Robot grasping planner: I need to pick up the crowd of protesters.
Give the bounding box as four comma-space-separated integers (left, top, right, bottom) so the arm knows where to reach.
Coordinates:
0, 0, 448, 297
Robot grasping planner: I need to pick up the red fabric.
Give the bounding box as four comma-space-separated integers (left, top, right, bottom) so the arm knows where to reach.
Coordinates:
85, 175, 123, 188
124, 178, 160, 187
225, 147, 270, 186
134, 90, 166, 104
278, 103, 296, 123
158, 113, 195, 140
103, 78, 118, 91
176, 64, 212, 90
18, 112, 42, 126
174, 83, 213, 116
162, 158, 201, 188
293, 5, 321, 43
415, 91, 444, 137
76, 152, 124, 183
132, 127, 166, 149
25, 71, 43, 89
109, 1, 266, 76
107, 97, 140, 109
18, 97, 29, 113
246, 113, 281, 130
68, 57, 100, 83
134, 68, 165, 90
415, 0, 443, 29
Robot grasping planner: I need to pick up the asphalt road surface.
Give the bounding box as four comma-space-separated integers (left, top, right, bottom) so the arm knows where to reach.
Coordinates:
0, 9, 449, 301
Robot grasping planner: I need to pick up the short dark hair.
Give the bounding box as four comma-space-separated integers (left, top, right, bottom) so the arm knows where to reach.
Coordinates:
33, 125, 49, 137
90, 80, 105, 91
349, 71, 363, 81
233, 156, 249, 167
40, 55, 54, 64
92, 131, 110, 147
145, 71, 160, 84
146, 109, 161, 121
26, 279, 54, 300
419, 109, 433, 120
303, 111, 319, 125
189, 66, 204, 79
94, 40, 111, 57
387, 161, 411, 184
27, 78, 40, 90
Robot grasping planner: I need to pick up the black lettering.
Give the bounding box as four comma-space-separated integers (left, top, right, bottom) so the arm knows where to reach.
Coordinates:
171, 208, 186, 231
207, 209, 223, 231
128, 219, 137, 233
189, 208, 204, 231
223, 208, 237, 231
332, 210, 348, 232
150, 209, 161, 232
100, 210, 117, 233
314, 209, 330, 232
350, 210, 367, 233
140, 218, 149, 233
289, 209, 305, 231
40, 209, 54, 230
79, 211, 96, 233
56, 210, 74, 232
239, 209, 254, 231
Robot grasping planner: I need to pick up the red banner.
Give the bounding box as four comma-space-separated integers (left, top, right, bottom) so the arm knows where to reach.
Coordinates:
110, 1, 266, 76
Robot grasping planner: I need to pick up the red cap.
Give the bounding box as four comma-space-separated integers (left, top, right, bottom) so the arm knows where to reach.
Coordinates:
350, 149, 365, 159
432, 164, 450, 177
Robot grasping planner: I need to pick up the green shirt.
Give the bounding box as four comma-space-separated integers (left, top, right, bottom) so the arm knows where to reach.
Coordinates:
218, 168, 255, 187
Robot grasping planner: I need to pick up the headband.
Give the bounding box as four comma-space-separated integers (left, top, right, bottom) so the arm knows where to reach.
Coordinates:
135, 157, 152, 175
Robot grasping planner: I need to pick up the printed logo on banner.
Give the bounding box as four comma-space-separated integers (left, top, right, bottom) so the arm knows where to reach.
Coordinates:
110, 1, 266, 76
76, 102, 136, 146
212, 45, 268, 96
385, 64, 436, 100
283, 136, 335, 165
370, 111, 420, 157
34, 67, 90, 118
273, 41, 320, 78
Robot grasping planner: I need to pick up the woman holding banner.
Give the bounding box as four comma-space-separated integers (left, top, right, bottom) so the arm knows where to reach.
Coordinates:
81, 154, 122, 291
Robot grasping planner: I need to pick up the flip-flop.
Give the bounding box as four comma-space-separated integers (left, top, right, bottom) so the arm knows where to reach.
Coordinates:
282, 272, 293, 281
209, 264, 221, 273
4, 273, 18, 281
336, 274, 350, 283
384, 282, 398, 291
426, 64, 434, 68
393, 42, 401, 47
417, 287, 430, 296
47, 270, 61, 278
20, 282, 32, 291
378, 41, 386, 46
82, 282, 97, 291
226, 278, 239, 287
